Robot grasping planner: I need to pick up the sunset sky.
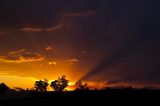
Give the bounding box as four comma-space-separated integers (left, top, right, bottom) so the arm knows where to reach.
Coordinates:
0, 0, 160, 89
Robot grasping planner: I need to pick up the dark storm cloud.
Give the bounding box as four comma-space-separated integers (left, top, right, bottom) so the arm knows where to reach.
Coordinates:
0, 0, 106, 29
79, 0, 160, 85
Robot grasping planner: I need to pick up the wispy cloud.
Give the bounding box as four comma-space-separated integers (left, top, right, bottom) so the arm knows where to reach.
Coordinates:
0, 49, 44, 63
20, 27, 43, 32
45, 46, 54, 51
48, 61, 57, 65
66, 58, 79, 64
45, 21, 63, 31
8, 49, 25, 55
20, 9, 100, 33
20, 18, 64, 32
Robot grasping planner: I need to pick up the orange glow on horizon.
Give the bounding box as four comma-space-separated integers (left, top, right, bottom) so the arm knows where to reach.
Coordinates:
1, 58, 155, 90
0, 75, 37, 89
0, 55, 87, 89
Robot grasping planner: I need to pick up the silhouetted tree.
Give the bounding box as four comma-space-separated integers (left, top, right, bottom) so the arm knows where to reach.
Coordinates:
50, 75, 69, 91
75, 80, 89, 90
0, 83, 9, 93
34, 78, 48, 91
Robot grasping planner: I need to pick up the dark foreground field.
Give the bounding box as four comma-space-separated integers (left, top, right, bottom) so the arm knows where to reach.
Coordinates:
1, 89, 160, 105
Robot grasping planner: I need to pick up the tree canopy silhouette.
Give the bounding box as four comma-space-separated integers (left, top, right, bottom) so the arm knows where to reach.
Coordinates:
34, 78, 48, 91
50, 75, 69, 92
0, 83, 9, 93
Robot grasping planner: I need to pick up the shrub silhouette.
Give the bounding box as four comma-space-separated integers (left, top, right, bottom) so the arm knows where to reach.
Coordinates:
0, 83, 9, 93
75, 80, 89, 90
14, 87, 25, 91
34, 78, 48, 91
50, 75, 69, 91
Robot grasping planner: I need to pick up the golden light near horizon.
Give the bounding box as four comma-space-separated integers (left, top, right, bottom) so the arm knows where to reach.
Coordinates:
0, 75, 37, 89
0, 75, 76, 91
0, 74, 78, 90
0, 47, 86, 89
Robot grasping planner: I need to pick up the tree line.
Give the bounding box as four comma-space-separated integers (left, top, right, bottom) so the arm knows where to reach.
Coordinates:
0, 75, 88, 93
